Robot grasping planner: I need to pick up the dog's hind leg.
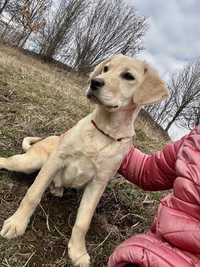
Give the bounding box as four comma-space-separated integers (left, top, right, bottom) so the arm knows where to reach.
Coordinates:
0, 151, 47, 174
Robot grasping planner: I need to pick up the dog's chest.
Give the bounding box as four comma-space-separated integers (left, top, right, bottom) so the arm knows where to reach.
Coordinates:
59, 127, 130, 187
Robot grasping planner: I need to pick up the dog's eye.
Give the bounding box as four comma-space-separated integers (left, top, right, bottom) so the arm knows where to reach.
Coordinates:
121, 72, 135, 81
103, 66, 109, 73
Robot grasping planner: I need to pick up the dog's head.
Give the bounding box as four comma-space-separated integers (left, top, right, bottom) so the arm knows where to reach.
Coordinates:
86, 54, 169, 111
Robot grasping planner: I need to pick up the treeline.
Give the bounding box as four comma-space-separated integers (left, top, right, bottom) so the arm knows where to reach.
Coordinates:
146, 60, 200, 131
0, 0, 146, 71
0, 0, 200, 133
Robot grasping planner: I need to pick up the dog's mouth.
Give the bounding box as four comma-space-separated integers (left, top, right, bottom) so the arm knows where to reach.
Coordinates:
86, 92, 119, 109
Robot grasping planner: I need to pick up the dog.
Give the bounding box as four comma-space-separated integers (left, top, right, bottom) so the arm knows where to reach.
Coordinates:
0, 54, 168, 267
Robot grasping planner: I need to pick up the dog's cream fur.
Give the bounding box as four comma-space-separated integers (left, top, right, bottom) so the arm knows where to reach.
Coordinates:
0, 55, 168, 267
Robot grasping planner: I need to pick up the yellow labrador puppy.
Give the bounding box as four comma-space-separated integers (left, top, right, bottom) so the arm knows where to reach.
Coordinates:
0, 55, 168, 267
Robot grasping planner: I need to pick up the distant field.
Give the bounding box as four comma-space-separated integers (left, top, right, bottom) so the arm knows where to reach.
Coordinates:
0, 44, 169, 267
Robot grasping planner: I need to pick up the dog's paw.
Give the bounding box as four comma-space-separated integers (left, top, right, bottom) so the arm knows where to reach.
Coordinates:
74, 253, 90, 267
0, 214, 28, 239
70, 253, 90, 267
68, 241, 90, 267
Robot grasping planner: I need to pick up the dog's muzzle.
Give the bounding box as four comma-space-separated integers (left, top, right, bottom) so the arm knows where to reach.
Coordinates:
90, 78, 105, 91
87, 78, 104, 100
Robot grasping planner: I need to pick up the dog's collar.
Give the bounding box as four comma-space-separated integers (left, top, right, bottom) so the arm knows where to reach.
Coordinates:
91, 120, 133, 142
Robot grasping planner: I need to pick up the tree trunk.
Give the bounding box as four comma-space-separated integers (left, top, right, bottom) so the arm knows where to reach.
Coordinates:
0, 0, 9, 15
165, 117, 176, 132
1, 13, 15, 39
16, 29, 28, 47
165, 108, 183, 132
19, 31, 32, 48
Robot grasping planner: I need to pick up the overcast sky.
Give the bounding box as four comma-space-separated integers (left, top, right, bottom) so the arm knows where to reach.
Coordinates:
131, 0, 200, 139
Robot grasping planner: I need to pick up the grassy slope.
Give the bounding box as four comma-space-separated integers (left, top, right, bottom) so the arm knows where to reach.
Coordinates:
0, 45, 169, 267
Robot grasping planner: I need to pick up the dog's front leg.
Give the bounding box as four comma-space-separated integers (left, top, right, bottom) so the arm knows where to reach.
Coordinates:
68, 179, 108, 267
0, 151, 63, 239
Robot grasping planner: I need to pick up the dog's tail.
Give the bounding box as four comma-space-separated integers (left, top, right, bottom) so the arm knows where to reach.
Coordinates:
22, 137, 43, 152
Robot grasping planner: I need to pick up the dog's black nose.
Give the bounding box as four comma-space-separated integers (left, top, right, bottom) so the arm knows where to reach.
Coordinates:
90, 78, 105, 91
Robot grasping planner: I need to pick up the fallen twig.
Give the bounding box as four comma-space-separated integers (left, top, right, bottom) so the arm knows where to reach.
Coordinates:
39, 204, 51, 232
22, 251, 36, 267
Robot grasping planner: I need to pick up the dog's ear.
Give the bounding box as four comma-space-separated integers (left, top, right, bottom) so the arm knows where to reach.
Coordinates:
133, 63, 169, 105
89, 55, 117, 80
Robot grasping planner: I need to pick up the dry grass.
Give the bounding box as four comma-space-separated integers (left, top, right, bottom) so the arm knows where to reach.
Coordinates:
0, 44, 169, 267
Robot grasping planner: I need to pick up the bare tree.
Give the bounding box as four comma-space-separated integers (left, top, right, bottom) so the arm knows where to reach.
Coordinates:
0, 0, 10, 15
2, 0, 50, 47
156, 88, 176, 126
38, 0, 86, 59
0, 0, 21, 43
67, 0, 146, 70
145, 85, 176, 127
145, 60, 200, 132
192, 106, 200, 127
164, 60, 200, 131
182, 104, 200, 129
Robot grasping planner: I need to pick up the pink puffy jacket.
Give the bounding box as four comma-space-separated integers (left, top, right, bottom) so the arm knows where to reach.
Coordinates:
108, 125, 200, 267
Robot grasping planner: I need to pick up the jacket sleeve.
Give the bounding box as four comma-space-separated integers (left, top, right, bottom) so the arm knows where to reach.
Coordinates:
119, 138, 185, 191
156, 126, 200, 254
